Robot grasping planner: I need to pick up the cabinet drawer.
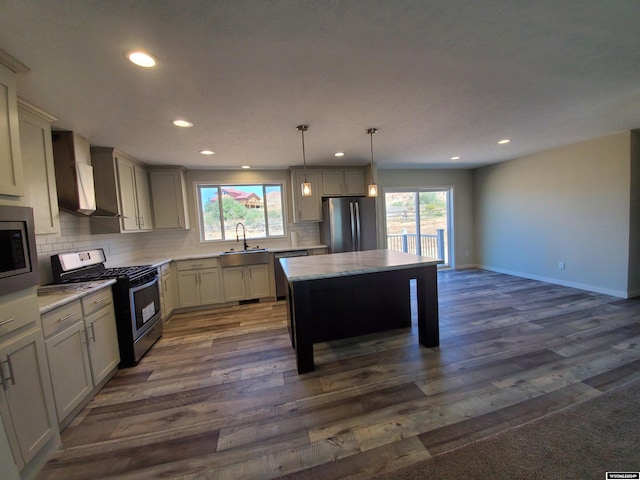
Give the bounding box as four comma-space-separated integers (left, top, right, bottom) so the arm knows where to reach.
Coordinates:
159, 262, 170, 275
42, 300, 83, 337
81, 288, 113, 316
0, 293, 39, 337
176, 258, 218, 270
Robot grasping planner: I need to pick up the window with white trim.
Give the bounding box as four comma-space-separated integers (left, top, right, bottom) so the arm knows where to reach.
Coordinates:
196, 184, 285, 242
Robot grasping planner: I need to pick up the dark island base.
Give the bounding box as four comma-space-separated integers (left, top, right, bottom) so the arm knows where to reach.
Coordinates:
286, 264, 439, 374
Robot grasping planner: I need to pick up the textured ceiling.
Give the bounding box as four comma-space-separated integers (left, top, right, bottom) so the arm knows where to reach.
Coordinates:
2, 0, 640, 170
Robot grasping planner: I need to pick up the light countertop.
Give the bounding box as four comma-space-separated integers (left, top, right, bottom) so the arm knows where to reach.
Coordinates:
280, 249, 442, 282
111, 244, 328, 268
37, 279, 116, 314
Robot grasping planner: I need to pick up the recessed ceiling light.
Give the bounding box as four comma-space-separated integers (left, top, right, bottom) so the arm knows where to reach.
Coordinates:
241, 165, 251, 169
498, 138, 511, 144
200, 150, 215, 155
450, 156, 461, 160
125, 50, 157, 68
172, 119, 193, 128
334, 152, 345, 157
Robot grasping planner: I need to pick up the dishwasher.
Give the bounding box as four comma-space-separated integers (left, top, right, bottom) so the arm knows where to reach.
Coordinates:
274, 250, 308, 299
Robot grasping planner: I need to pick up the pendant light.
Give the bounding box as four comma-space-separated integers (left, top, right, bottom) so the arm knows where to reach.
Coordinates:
297, 125, 312, 196
367, 128, 378, 197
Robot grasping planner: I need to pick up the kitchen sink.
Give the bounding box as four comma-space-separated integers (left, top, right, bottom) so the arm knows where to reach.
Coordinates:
218, 249, 270, 267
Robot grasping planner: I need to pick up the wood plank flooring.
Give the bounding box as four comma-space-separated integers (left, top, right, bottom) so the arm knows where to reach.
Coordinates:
36, 269, 640, 479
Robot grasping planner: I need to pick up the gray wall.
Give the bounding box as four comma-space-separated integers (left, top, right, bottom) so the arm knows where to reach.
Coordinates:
474, 131, 633, 297
629, 130, 640, 296
378, 168, 475, 268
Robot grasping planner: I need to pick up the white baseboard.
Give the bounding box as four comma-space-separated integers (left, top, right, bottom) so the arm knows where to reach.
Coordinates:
476, 264, 629, 299
451, 263, 480, 270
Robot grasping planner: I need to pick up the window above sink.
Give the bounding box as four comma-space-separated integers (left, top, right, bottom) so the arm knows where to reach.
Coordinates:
196, 183, 286, 243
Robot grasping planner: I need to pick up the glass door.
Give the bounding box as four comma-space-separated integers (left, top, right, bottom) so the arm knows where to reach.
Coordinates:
384, 188, 451, 266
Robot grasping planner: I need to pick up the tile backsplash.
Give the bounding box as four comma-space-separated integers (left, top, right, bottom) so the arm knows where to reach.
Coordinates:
36, 212, 320, 284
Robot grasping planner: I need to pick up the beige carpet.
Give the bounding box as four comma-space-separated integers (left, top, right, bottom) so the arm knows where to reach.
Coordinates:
373, 379, 640, 480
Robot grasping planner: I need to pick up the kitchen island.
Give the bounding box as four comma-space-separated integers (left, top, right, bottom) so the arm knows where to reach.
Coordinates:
280, 249, 441, 374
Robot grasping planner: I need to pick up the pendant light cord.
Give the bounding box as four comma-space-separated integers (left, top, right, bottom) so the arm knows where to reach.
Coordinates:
302, 128, 307, 181
297, 125, 309, 182
367, 127, 377, 183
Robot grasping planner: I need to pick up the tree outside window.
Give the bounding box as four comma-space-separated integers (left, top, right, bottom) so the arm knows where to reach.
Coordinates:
198, 184, 285, 242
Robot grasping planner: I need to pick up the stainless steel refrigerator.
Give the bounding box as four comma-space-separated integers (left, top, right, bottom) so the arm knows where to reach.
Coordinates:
320, 197, 378, 253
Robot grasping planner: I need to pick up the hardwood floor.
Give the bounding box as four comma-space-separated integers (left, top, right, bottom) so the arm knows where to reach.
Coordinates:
37, 269, 640, 479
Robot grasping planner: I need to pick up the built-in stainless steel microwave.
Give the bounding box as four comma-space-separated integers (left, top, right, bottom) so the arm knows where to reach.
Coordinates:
0, 206, 39, 295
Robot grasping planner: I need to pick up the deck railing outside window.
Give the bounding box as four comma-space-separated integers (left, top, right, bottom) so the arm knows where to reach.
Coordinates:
387, 229, 445, 260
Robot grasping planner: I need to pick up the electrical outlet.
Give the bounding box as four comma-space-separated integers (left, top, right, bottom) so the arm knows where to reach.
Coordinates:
558, 261, 566, 270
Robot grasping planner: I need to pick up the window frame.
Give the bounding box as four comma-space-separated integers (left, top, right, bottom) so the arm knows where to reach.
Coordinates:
382, 186, 454, 267
195, 182, 287, 243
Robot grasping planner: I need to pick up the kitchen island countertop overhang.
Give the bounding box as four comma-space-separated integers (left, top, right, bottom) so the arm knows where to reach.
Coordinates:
279, 248, 442, 282
281, 249, 442, 374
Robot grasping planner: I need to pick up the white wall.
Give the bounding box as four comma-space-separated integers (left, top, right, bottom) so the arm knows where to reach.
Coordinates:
35, 169, 320, 284
377, 168, 475, 268
474, 131, 632, 297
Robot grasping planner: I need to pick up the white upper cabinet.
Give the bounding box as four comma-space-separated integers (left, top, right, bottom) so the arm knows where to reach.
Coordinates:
322, 169, 365, 196
90, 147, 153, 233
0, 62, 24, 197
290, 169, 322, 223
17, 99, 60, 234
149, 167, 190, 229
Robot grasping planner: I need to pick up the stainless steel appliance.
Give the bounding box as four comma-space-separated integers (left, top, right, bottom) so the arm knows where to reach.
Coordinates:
0, 205, 39, 295
50, 249, 161, 367
51, 131, 97, 215
320, 197, 377, 253
274, 250, 308, 299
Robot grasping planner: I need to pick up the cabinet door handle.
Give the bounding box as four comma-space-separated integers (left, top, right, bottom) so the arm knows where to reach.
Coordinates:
57, 312, 76, 323
3, 358, 15, 387
0, 361, 6, 391
89, 323, 96, 342
0, 318, 14, 327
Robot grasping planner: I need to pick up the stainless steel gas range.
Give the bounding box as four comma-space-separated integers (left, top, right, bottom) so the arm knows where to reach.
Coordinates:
51, 249, 162, 367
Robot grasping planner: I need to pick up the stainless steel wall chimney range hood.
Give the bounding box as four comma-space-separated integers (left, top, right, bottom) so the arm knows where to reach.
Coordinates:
51, 131, 120, 218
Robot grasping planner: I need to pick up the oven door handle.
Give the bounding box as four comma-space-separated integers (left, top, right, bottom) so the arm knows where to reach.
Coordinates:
129, 276, 160, 327
130, 276, 159, 294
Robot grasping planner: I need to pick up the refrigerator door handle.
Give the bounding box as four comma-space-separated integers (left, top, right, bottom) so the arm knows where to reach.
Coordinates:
354, 201, 361, 251
349, 202, 356, 250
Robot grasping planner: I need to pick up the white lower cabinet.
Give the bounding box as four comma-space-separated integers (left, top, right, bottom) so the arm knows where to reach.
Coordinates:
84, 303, 120, 385
0, 418, 19, 480
0, 328, 57, 470
222, 264, 271, 302
44, 319, 92, 422
176, 259, 222, 308
248, 264, 271, 298
41, 286, 119, 429
0, 291, 58, 475
159, 263, 176, 319
221, 267, 245, 302
41, 300, 90, 427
